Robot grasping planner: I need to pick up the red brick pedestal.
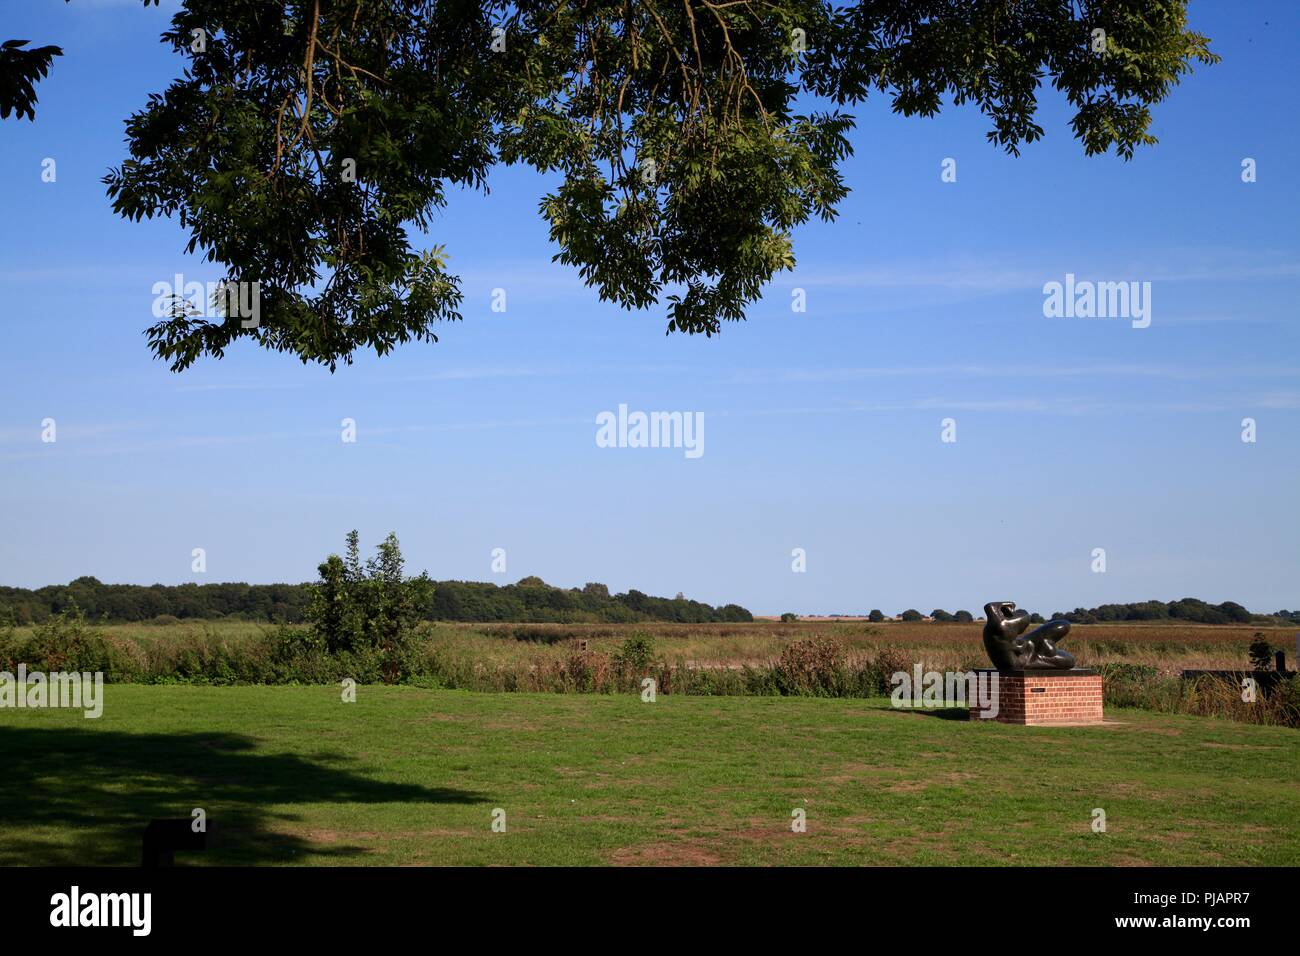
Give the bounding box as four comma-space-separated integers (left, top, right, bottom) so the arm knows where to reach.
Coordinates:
970, 669, 1103, 725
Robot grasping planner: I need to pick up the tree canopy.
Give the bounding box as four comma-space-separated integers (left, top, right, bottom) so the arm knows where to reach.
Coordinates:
0, 2, 161, 120
8, 2, 1217, 370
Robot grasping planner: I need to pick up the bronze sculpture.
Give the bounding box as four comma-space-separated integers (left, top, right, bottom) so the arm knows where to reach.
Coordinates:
982, 601, 1076, 671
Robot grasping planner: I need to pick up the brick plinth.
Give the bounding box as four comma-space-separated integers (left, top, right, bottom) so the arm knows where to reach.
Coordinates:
969, 669, 1103, 725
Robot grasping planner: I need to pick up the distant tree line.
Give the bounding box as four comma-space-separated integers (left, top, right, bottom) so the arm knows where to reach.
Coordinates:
1047, 598, 1289, 626
3, 579, 1288, 629
879, 602, 1295, 626
427, 577, 751, 624
0, 574, 751, 626
0, 577, 309, 626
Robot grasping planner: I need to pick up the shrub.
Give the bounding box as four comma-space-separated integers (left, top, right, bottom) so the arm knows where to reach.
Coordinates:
740, 665, 781, 696
775, 637, 843, 695
0, 608, 14, 671
1097, 662, 1162, 708
615, 635, 656, 673
900, 609, 922, 622
1096, 665, 1300, 729
575, 649, 614, 692
16, 604, 123, 677
1097, 662, 1160, 683
1274, 676, 1300, 726
866, 647, 914, 696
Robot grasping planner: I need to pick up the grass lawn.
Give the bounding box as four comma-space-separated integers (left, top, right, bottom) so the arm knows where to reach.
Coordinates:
2, 685, 1297, 866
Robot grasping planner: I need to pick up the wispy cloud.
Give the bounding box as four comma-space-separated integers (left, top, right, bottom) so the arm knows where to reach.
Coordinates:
729, 390, 1300, 418
172, 382, 310, 393
717, 364, 1300, 386
0, 416, 591, 462
784, 256, 1300, 294
0, 421, 145, 446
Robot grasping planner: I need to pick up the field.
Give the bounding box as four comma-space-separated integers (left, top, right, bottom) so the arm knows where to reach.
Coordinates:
453, 619, 1289, 673
13, 617, 1290, 675
2, 684, 1298, 866
4, 619, 1296, 866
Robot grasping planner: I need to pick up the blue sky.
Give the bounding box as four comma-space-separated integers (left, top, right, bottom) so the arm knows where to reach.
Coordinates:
1, 1, 1297, 616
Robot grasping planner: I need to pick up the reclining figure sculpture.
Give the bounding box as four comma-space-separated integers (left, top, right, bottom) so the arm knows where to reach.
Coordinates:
982, 601, 1076, 671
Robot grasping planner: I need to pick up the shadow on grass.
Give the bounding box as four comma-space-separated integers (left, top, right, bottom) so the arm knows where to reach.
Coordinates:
872, 703, 974, 721
0, 727, 486, 866
905, 707, 973, 721
857, 697, 972, 723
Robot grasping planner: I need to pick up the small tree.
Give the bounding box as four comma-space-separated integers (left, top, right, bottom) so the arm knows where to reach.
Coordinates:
931, 609, 954, 622
953, 610, 974, 623
305, 531, 431, 681
780, 612, 799, 623
900, 609, 922, 622
868, 609, 884, 623
364, 533, 431, 681
343, 529, 364, 585
305, 554, 358, 653
1248, 634, 1273, 671
615, 636, 656, 674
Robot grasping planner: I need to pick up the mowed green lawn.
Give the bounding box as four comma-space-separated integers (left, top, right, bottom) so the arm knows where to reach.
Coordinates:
2, 686, 1297, 866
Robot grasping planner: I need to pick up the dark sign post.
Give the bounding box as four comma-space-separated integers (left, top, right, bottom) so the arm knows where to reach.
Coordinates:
141, 819, 217, 867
